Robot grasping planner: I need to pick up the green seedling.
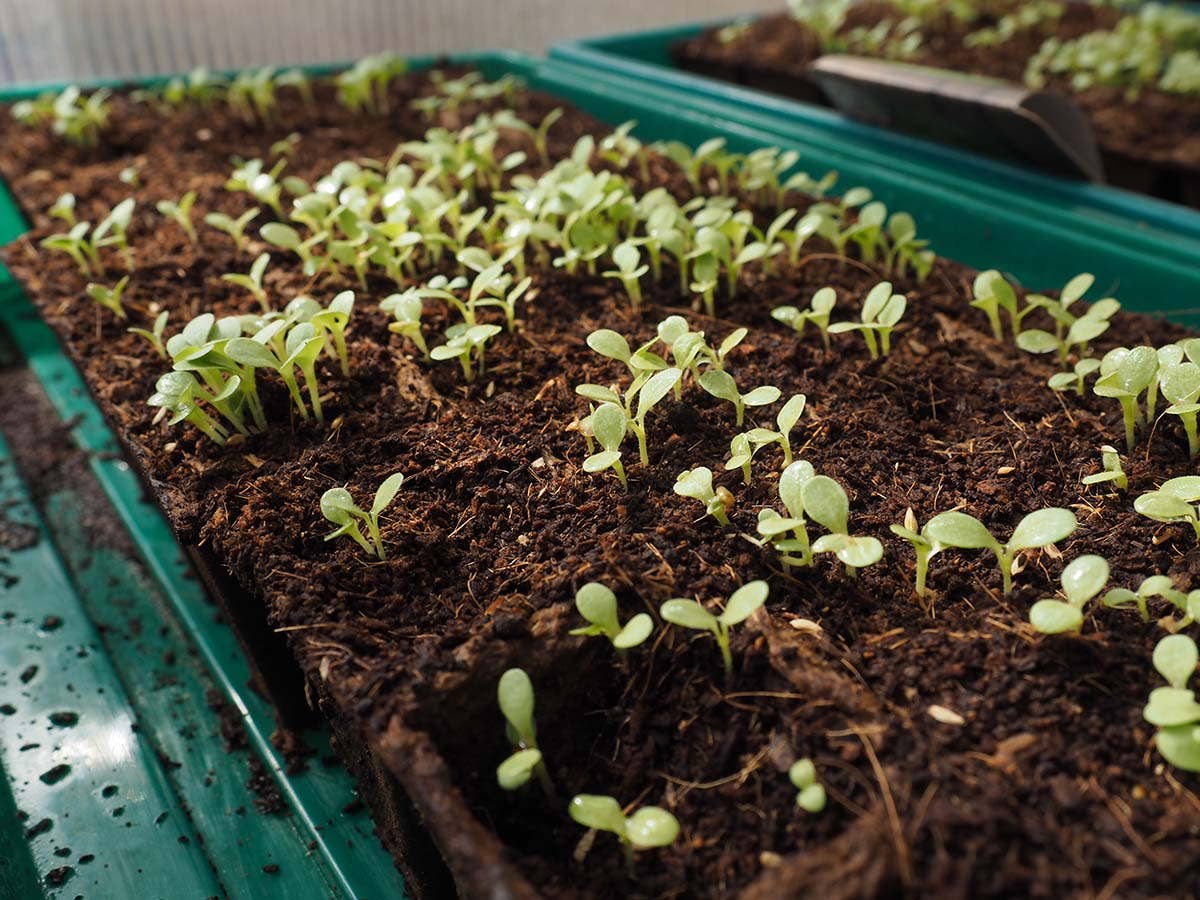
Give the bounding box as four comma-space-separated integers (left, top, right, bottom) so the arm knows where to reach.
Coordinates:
119, 166, 140, 187
1093, 345, 1158, 451
380, 290, 429, 358
577, 364, 681, 467
1029, 554, 1110, 634
128, 310, 169, 358
582, 403, 628, 489
660, 581, 768, 674
804, 475, 883, 576
85, 276, 130, 319
1016, 274, 1119, 367
320, 472, 404, 561
431, 323, 503, 383
772, 287, 836, 350
1161, 361, 1200, 456
925, 507, 1078, 595
204, 207, 259, 249
1048, 358, 1101, 395
698, 369, 781, 427
14, 86, 111, 147
1144, 634, 1200, 772
674, 467, 733, 526
725, 430, 776, 485
889, 508, 943, 597
752, 459, 817, 569
1134, 476, 1200, 543
260, 221, 325, 277
147, 370, 238, 446
222, 252, 271, 311
48, 192, 76, 226
969, 269, 1027, 343
567, 795, 679, 869
602, 242, 649, 310
497, 668, 553, 793
827, 281, 907, 359
1081, 445, 1127, 491
1103, 574, 1181, 623
156, 191, 198, 244
788, 759, 826, 813
569, 582, 653, 650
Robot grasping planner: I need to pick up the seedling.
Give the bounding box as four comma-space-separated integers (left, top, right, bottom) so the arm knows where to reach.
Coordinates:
128, 310, 169, 358
788, 759, 826, 813
889, 508, 943, 597
431, 323, 502, 383
1048, 358, 1101, 395
156, 191, 198, 244
48, 193, 76, 226
1081, 445, 1127, 491
1028, 554, 1110, 634
772, 287, 836, 350
969, 269, 1026, 342
660, 581, 768, 674
569, 582, 653, 650
602, 242, 650, 310
147, 370, 235, 445
204, 207, 259, 249
827, 282, 907, 359
1144, 635, 1200, 772
582, 403, 628, 489
674, 467, 733, 526
698, 369, 781, 427
222, 253, 271, 311
335, 54, 408, 115
85, 276, 130, 319
1161, 361, 1200, 456
1103, 574, 1181, 623
320, 472, 404, 561
1093, 345, 1158, 451
725, 430, 776, 485
41, 222, 101, 275
14, 86, 111, 147
925, 507, 1078, 595
380, 289, 429, 358
1016, 274, 1119, 366
497, 668, 553, 793
567, 795, 679, 869
752, 459, 817, 569
804, 475, 883, 576
1134, 477, 1200, 543
119, 166, 140, 187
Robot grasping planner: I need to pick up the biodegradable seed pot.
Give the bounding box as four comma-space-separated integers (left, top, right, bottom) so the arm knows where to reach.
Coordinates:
2, 57, 1200, 900
673, 0, 1200, 207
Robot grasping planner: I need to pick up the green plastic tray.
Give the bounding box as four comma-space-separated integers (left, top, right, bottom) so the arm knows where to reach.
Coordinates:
551, 23, 1200, 290
3, 46, 1200, 900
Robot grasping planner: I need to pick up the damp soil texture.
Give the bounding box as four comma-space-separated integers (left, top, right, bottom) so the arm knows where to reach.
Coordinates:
1, 66, 1200, 900
674, 1, 1200, 206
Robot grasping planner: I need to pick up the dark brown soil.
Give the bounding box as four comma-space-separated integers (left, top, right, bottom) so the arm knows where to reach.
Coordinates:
675, 4, 1200, 205
2, 66, 1200, 899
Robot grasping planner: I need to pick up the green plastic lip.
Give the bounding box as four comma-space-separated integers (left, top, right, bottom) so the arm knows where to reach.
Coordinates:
1, 45, 1199, 898
550, 21, 1200, 250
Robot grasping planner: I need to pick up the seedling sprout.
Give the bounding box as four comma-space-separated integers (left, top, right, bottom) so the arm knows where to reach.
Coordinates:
128, 310, 170, 358
320, 472, 405, 561
582, 403, 628, 489
889, 508, 943, 597
85, 276, 130, 319
925, 507, 1078, 595
803, 475, 883, 576
1081, 445, 1127, 491
156, 191, 198, 244
827, 282, 907, 359
1144, 635, 1200, 772
1029, 554, 1110, 634
660, 580, 768, 674
569, 583, 653, 650
497, 668, 553, 793
568, 795, 679, 869
788, 759, 826, 813
1135, 477, 1200, 542
674, 467, 733, 526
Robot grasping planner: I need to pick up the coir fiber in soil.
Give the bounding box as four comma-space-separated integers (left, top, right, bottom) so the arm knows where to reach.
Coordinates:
674, 1, 1200, 206
1, 68, 1199, 899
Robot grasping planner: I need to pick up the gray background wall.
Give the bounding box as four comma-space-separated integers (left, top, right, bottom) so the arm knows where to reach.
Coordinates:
0, 0, 777, 85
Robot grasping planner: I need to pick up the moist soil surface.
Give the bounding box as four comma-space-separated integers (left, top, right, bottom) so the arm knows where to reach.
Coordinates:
2, 68, 1200, 899
675, 2, 1200, 202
